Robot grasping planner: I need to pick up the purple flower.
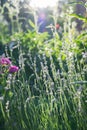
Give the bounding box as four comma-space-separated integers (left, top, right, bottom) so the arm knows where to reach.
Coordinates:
0, 57, 11, 65
9, 65, 19, 73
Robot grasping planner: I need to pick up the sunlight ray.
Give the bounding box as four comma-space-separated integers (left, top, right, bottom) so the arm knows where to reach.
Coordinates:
30, 0, 58, 8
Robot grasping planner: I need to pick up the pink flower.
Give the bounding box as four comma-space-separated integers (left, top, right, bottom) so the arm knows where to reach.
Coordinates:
0, 57, 11, 65
56, 24, 60, 29
9, 65, 19, 73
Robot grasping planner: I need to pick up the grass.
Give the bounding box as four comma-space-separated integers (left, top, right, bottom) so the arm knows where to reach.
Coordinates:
0, 1, 87, 130
0, 50, 87, 130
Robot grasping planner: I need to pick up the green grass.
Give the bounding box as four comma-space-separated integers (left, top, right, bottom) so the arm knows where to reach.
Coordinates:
0, 1, 87, 130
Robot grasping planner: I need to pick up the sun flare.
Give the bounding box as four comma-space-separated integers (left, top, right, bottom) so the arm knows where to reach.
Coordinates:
30, 0, 58, 8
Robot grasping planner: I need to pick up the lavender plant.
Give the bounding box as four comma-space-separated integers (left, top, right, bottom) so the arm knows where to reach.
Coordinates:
0, 1, 87, 130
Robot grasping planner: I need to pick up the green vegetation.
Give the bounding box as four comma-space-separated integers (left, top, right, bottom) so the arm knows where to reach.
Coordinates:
0, 1, 87, 130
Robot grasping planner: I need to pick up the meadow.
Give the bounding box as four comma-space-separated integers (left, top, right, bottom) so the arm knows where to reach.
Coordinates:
0, 0, 87, 130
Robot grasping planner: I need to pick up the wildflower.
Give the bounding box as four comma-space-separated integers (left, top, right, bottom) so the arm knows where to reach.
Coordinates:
56, 24, 60, 29
9, 65, 19, 73
0, 57, 11, 65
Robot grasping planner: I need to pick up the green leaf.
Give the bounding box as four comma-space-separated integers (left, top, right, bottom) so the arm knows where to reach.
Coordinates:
76, 32, 87, 39
8, 91, 13, 98
29, 20, 35, 28
69, 14, 87, 23
68, 1, 84, 6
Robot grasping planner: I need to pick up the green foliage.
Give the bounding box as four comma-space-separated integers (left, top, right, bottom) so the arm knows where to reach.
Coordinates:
0, 20, 10, 44
0, 1, 87, 130
70, 13, 87, 22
